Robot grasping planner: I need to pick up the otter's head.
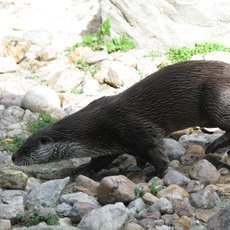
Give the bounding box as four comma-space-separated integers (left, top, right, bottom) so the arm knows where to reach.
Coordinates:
12, 126, 73, 166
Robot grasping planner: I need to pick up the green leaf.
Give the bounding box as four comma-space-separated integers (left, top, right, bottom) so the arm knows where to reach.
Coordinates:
100, 18, 111, 36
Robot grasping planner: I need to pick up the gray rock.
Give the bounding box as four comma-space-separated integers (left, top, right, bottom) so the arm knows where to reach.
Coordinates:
56, 203, 73, 217
172, 199, 194, 217
163, 169, 190, 187
126, 222, 144, 230
190, 190, 220, 209
163, 138, 185, 161
0, 204, 24, 219
0, 219, 11, 230
97, 175, 136, 205
0, 93, 23, 108
127, 198, 146, 215
60, 192, 99, 206
207, 206, 230, 230
24, 177, 70, 208
151, 197, 173, 214
190, 159, 220, 185
101, 0, 230, 49
22, 85, 61, 113
25, 177, 41, 192
0, 170, 28, 190
78, 202, 130, 230
0, 190, 26, 206
137, 208, 161, 220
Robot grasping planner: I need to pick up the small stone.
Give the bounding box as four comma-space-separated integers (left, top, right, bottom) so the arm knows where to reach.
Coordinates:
78, 202, 129, 230
172, 199, 194, 217
58, 217, 72, 227
190, 159, 220, 185
36, 47, 57, 61
127, 198, 146, 215
60, 192, 99, 206
186, 180, 204, 193
0, 204, 24, 219
161, 214, 179, 227
157, 184, 189, 200
97, 175, 136, 205
218, 167, 230, 176
175, 216, 192, 229
0, 219, 11, 230
152, 197, 173, 214
195, 210, 216, 223
142, 192, 158, 204
82, 74, 100, 95
168, 160, 181, 169
189, 189, 220, 209
105, 61, 140, 88
0, 190, 26, 206
181, 145, 205, 165
170, 129, 190, 141
75, 175, 99, 195
207, 206, 230, 229
48, 68, 84, 92
0, 93, 23, 108
137, 208, 161, 220
25, 177, 41, 192
56, 203, 73, 217
68, 46, 94, 63
126, 222, 144, 230
216, 183, 230, 196
38, 207, 58, 219
24, 177, 69, 208
0, 170, 28, 190
85, 51, 110, 64
163, 138, 185, 161
0, 56, 17, 73
22, 85, 61, 113
163, 169, 190, 187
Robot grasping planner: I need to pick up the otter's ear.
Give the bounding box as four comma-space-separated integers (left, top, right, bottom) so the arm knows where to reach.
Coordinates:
40, 136, 54, 145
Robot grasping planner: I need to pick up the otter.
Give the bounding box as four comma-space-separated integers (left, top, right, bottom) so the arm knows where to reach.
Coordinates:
12, 60, 230, 176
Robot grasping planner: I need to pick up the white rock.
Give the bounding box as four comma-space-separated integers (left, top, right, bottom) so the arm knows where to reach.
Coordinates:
22, 85, 61, 112
204, 51, 230, 63
82, 75, 100, 95
0, 56, 17, 73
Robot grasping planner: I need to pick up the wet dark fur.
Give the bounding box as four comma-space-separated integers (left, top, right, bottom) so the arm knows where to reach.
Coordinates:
12, 61, 230, 176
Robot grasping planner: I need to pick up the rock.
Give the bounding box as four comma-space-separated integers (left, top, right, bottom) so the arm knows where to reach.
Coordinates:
114, 50, 139, 68
195, 210, 216, 223
126, 222, 144, 230
172, 199, 194, 217
86, 51, 110, 64
24, 30, 53, 46
58, 217, 73, 228
181, 145, 205, 165
186, 180, 204, 193
157, 184, 189, 200
127, 198, 146, 215
0, 170, 28, 190
216, 184, 230, 196
22, 85, 61, 112
207, 206, 230, 230
170, 129, 191, 141
25, 177, 41, 192
48, 68, 84, 92
137, 208, 161, 220
190, 159, 220, 185
151, 197, 173, 214
68, 46, 94, 64
78, 202, 129, 230
38, 207, 58, 220
189, 189, 220, 209
168, 160, 181, 169
36, 47, 57, 61
204, 51, 230, 63
97, 175, 136, 204
163, 170, 190, 186
60, 192, 99, 206
70, 202, 100, 224
175, 216, 192, 230
0, 93, 24, 108
101, 0, 230, 49
163, 138, 185, 161
75, 175, 99, 195
94, 68, 108, 84
0, 190, 26, 206
0, 219, 11, 230
142, 193, 158, 204
105, 61, 140, 88
0, 204, 24, 219
82, 74, 100, 95
0, 56, 17, 73
161, 214, 179, 227
2, 37, 31, 63
56, 203, 73, 217
24, 177, 70, 208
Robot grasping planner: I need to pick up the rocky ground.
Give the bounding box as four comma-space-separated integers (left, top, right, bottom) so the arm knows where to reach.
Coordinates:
0, 0, 230, 230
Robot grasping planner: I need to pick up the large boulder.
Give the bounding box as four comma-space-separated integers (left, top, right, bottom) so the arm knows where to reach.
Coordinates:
101, 0, 230, 49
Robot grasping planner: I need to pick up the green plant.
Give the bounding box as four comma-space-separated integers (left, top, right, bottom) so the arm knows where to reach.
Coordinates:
71, 86, 83, 94
168, 42, 230, 63
0, 136, 23, 153
27, 113, 57, 134
76, 60, 99, 75
134, 187, 145, 198
16, 209, 59, 226
74, 18, 136, 53
149, 177, 165, 195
